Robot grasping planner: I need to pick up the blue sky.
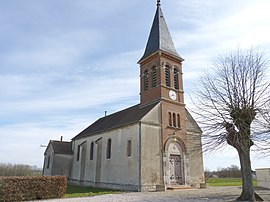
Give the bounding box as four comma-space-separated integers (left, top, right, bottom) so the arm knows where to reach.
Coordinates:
0, 0, 270, 170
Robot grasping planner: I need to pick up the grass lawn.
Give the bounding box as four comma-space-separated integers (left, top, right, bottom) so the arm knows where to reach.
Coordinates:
65, 184, 121, 198
207, 178, 257, 186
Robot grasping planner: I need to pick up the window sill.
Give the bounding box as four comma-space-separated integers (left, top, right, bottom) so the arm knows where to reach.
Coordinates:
167, 125, 181, 130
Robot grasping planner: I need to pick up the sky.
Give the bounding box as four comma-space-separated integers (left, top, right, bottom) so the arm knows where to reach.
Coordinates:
0, 0, 270, 171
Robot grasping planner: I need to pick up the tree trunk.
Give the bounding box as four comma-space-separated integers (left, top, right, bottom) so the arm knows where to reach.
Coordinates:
237, 148, 255, 201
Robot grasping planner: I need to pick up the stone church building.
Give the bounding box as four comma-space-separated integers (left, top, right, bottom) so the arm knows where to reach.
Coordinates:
43, 1, 205, 191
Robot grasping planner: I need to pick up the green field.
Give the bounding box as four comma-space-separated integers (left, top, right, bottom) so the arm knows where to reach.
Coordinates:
65, 185, 121, 198
207, 178, 257, 186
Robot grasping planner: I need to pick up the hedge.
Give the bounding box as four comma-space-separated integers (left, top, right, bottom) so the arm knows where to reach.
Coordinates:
0, 176, 67, 202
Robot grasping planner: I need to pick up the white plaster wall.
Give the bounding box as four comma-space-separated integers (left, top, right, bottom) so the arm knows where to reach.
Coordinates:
71, 124, 140, 187
52, 154, 72, 177
100, 124, 140, 186
140, 103, 163, 190
140, 123, 162, 187
43, 145, 53, 176
70, 135, 101, 181
187, 131, 205, 188
256, 168, 270, 189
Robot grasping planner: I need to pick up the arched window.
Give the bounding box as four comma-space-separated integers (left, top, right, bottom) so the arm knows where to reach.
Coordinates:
174, 68, 179, 90
90, 142, 94, 160
173, 113, 176, 127
106, 139, 112, 159
152, 66, 157, 88
177, 114, 181, 128
165, 66, 171, 87
76, 145, 80, 161
168, 112, 172, 126
144, 70, 149, 91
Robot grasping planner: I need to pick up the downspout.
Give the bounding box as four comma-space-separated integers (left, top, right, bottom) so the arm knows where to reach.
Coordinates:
138, 121, 142, 191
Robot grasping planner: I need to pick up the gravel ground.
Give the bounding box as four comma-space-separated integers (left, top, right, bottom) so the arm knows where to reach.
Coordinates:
32, 186, 270, 202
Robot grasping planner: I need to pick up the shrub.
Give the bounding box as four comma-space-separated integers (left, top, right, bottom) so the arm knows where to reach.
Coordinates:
0, 176, 67, 202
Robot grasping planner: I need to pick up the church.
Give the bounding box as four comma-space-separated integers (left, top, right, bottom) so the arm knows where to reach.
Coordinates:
43, 1, 205, 191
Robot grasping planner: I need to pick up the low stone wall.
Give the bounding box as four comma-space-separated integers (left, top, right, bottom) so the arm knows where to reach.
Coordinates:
256, 168, 270, 189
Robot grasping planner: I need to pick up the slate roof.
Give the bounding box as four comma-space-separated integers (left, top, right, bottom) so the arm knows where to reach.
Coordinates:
73, 102, 159, 140
139, 3, 183, 62
46, 141, 73, 155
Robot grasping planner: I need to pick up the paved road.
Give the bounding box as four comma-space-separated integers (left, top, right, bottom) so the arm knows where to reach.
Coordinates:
32, 186, 270, 202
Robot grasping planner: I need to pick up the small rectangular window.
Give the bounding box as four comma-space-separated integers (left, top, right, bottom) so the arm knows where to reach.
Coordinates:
107, 139, 112, 159
127, 140, 132, 157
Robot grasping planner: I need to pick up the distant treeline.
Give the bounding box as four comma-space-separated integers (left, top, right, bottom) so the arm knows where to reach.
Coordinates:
205, 165, 242, 178
0, 163, 42, 176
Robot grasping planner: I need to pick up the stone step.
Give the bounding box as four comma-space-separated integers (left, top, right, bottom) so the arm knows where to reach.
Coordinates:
167, 185, 193, 190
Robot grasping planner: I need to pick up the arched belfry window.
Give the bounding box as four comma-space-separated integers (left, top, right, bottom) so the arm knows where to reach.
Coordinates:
152, 66, 157, 88
168, 112, 172, 126
165, 66, 171, 87
90, 142, 94, 160
174, 68, 179, 90
106, 139, 112, 159
144, 70, 149, 91
173, 113, 176, 127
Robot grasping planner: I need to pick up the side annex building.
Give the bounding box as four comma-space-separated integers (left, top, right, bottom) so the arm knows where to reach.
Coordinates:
43, 2, 205, 191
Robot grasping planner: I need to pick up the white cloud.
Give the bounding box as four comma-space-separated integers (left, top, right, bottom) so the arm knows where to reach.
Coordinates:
2, 29, 104, 70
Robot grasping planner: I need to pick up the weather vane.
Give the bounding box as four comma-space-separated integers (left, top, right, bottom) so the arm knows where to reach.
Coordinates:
157, 0, 161, 6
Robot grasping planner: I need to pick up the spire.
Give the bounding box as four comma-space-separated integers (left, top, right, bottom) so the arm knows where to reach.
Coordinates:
139, 2, 182, 63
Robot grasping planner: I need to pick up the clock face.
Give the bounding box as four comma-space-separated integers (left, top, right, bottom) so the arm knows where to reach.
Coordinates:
169, 90, 177, 100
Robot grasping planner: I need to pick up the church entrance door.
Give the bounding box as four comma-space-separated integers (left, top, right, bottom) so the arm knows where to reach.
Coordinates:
166, 141, 185, 185
169, 154, 182, 185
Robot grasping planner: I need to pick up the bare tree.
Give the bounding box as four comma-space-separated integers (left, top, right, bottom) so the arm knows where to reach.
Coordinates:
192, 48, 270, 201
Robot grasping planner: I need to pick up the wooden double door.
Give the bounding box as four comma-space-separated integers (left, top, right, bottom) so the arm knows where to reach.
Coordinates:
169, 154, 183, 185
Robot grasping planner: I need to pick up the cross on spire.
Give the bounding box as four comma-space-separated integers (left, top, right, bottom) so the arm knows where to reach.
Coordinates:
157, 0, 161, 6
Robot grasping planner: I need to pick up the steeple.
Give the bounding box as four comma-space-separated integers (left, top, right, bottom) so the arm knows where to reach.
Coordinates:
139, 2, 182, 63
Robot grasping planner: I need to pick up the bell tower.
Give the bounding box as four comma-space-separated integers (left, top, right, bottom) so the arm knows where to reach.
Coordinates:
138, 2, 195, 187
138, 1, 185, 106
138, 1, 189, 161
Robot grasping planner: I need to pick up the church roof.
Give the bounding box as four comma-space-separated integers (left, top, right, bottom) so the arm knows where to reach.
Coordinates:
73, 102, 159, 140
45, 141, 73, 155
139, 3, 182, 62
